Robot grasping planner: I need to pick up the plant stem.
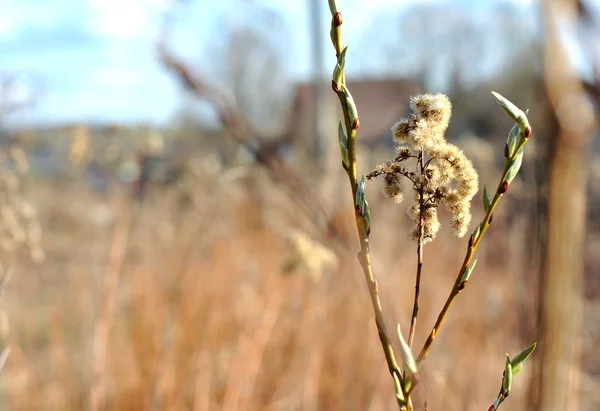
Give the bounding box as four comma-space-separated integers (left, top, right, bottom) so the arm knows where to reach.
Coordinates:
337, 89, 403, 396
408, 151, 425, 349
416, 139, 528, 364
328, 7, 404, 408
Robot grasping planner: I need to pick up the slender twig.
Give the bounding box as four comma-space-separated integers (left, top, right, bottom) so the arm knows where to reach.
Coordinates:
416, 137, 529, 364
408, 151, 425, 349
89, 199, 132, 411
328, 4, 403, 408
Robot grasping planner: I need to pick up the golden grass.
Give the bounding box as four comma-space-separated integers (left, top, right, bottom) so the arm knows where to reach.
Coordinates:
0, 167, 535, 411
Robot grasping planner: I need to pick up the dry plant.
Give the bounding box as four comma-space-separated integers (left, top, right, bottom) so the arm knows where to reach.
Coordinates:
0, 146, 44, 383
327, 1, 536, 409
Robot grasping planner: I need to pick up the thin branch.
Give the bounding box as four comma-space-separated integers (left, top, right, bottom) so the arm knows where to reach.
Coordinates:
408, 151, 425, 349
416, 136, 530, 364
328, 5, 404, 409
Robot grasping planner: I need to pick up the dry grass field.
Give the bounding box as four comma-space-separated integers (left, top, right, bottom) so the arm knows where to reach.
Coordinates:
0, 147, 547, 410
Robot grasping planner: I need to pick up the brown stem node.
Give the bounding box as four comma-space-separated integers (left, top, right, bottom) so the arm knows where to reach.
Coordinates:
498, 181, 509, 194
334, 12, 343, 27
331, 80, 340, 93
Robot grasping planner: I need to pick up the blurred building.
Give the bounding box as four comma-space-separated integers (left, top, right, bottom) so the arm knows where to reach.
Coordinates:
287, 78, 416, 152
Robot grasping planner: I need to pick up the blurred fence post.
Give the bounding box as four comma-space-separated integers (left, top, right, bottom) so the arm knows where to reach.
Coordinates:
534, 1, 597, 410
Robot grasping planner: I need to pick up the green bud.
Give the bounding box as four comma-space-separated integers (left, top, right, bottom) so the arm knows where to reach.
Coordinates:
355, 175, 366, 210
459, 258, 478, 287
503, 354, 513, 394
471, 223, 481, 241
332, 46, 347, 92
397, 323, 418, 378
491, 91, 530, 134
510, 342, 537, 374
363, 199, 371, 236
503, 148, 523, 184
342, 86, 359, 131
506, 123, 519, 158
482, 184, 491, 213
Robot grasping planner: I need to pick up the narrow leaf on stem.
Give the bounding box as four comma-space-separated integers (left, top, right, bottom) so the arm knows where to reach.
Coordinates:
504, 148, 524, 184
510, 342, 537, 374
332, 46, 348, 92
355, 175, 366, 210
506, 123, 519, 158
397, 323, 418, 378
343, 86, 360, 130
503, 354, 513, 394
363, 199, 371, 236
482, 185, 491, 212
491, 91, 530, 133
459, 258, 478, 287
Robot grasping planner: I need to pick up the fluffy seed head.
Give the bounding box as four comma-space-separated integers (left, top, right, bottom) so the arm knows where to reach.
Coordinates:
375, 93, 479, 243
384, 174, 404, 203
410, 93, 452, 132
392, 118, 411, 144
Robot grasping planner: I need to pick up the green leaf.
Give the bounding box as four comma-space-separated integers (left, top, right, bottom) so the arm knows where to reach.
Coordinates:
338, 122, 349, 167
510, 342, 537, 374
460, 258, 478, 284
363, 199, 371, 236
491, 91, 530, 134
342, 85, 359, 130
397, 323, 418, 378
503, 354, 513, 394
471, 222, 481, 241
482, 185, 491, 213
506, 123, 519, 158
355, 175, 366, 210
332, 46, 347, 91
504, 148, 524, 184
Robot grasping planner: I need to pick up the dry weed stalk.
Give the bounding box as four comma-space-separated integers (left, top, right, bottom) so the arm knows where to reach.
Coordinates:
89, 198, 132, 411
327, 1, 537, 410
0, 154, 44, 380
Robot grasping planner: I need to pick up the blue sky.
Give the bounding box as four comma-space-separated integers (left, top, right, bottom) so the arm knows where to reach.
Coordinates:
0, 0, 540, 126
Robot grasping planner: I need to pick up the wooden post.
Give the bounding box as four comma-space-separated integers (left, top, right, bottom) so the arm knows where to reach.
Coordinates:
536, 1, 596, 410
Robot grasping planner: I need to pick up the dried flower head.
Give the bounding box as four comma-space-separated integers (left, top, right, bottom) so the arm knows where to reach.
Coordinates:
369, 93, 479, 242
410, 93, 452, 132
383, 174, 403, 203
0, 168, 44, 263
